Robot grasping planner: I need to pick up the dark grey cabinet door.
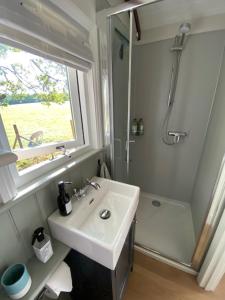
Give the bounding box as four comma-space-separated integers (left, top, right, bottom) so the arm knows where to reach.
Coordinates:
113, 218, 136, 300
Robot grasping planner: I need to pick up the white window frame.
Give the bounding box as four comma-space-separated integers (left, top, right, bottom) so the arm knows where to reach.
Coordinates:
9, 68, 84, 161
0, 45, 95, 187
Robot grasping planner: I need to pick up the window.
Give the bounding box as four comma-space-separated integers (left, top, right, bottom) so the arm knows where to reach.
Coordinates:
0, 42, 90, 185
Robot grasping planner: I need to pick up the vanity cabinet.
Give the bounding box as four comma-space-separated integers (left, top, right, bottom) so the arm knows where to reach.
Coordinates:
65, 219, 135, 300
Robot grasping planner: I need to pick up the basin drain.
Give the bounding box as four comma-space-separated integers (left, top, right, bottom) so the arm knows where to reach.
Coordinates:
99, 209, 111, 220
152, 200, 161, 207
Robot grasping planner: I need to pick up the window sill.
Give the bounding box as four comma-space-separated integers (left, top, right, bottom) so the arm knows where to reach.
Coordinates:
14, 144, 90, 187
0, 147, 103, 215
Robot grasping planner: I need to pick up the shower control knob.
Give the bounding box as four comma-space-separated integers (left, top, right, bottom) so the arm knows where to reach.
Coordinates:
168, 131, 187, 144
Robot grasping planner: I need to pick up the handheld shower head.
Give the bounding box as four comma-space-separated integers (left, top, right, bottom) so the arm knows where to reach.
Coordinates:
179, 23, 191, 35
178, 23, 191, 48
171, 23, 191, 51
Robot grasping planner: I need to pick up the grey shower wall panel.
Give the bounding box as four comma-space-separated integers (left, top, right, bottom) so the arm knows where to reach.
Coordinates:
129, 30, 225, 202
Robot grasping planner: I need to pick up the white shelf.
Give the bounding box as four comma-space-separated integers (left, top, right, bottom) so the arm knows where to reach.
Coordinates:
0, 240, 70, 300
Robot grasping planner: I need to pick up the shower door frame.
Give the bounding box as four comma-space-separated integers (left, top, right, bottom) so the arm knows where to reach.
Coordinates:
125, 10, 134, 178
107, 15, 115, 179
106, 0, 225, 273
107, 1, 163, 180
107, 10, 134, 181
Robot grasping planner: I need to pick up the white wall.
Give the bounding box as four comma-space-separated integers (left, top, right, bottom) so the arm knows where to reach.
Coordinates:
73, 0, 96, 22
0, 0, 106, 281
191, 45, 225, 239
0, 152, 102, 275
129, 30, 225, 202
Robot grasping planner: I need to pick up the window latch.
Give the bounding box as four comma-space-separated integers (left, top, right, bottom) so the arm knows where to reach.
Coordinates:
56, 145, 71, 158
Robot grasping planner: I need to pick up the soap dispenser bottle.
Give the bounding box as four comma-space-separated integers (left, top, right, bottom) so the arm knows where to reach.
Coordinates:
57, 181, 72, 216
32, 227, 53, 263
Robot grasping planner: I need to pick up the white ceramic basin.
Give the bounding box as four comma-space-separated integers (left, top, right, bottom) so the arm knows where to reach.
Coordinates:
48, 177, 139, 270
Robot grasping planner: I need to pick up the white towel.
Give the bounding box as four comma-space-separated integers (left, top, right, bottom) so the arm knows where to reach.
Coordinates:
45, 261, 72, 299
100, 162, 111, 179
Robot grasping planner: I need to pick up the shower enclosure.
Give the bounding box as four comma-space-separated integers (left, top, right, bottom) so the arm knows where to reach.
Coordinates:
103, 0, 225, 271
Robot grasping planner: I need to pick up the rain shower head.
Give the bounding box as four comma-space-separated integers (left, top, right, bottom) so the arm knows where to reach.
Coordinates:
179, 23, 191, 35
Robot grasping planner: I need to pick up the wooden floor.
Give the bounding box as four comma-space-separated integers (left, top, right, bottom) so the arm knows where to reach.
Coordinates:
124, 251, 225, 300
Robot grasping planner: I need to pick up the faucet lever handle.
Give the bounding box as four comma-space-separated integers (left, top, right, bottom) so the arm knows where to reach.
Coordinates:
56, 145, 71, 158
95, 182, 101, 189
85, 178, 101, 190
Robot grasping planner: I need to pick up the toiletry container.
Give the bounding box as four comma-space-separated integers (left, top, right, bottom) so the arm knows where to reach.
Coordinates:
57, 181, 72, 216
131, 118, 138, 135
138, 118, 144, 135
32, 227, 53, 263
1, 264, 31, 299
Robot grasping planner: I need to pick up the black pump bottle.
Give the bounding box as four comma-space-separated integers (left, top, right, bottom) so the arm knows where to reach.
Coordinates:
57, 181, 72, 216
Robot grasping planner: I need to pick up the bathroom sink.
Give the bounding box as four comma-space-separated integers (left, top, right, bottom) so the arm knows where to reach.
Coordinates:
48, 177, 139, 270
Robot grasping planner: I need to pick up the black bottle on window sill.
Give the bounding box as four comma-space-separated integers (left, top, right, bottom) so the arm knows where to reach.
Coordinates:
57, 181, 72, 216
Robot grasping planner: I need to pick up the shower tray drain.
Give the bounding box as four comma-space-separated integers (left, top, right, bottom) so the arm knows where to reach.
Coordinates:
99, 209, 111, 220
152, 200, 161, 207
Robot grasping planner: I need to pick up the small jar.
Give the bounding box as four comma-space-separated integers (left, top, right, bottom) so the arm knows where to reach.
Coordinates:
131, 118, 138, 135
138, 118, 144, 135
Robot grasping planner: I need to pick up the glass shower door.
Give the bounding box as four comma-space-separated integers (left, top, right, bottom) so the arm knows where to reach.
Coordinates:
110, 12, 133, 183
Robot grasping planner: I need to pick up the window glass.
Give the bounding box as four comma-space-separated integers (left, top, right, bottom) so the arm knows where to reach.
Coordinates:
0, 43, 83, 172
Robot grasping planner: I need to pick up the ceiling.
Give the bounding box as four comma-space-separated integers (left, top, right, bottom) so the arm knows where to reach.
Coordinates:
96, 0, 110, 12
138, 0, 225, 30
97, 0, 225, 31
96, 0, 121, 12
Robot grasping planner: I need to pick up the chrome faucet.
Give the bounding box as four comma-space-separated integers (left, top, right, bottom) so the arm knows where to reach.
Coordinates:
85, 178, 101, 190
73, 178, 101, 200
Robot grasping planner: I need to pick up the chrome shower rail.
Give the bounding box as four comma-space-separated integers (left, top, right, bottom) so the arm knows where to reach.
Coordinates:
161, 23, 191, 146
126, 10, 134, 178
